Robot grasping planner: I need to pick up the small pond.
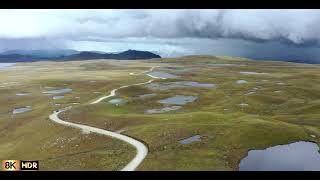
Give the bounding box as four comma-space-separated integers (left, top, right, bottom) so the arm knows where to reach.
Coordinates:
146, 81, 216, 91
16, 93, 31, 96
158, 95, 198, 105
147, 71, 178, 79
240, 71, 269, 75
13, 106, 32, 114
236, 80, 248, 84
145, 106, 181, 114
239, 141, 320, 171
108, 98, 127, 105
179, 135, 202, 144
208, 63, 246, 67
42, 88, 72, 94
52, 95, 64, 100
159, 67, 193, 73
245, 92, 256, 96
138, 93, 157, 98
0, 63, 16, 70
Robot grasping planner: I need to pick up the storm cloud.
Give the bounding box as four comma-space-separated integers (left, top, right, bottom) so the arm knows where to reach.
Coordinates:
1, 9, 320, 63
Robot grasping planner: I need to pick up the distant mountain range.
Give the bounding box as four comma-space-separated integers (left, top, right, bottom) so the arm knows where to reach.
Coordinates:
0, 49, 161, 62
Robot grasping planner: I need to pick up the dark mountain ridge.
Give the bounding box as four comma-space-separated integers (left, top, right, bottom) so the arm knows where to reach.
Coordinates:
0, 49, 161, 62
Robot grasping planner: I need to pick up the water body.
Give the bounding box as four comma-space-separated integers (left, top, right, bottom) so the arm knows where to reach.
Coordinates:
239, 141, 320, 171
236, 80, 248, 84
209, 63, 246, 67
145, 106, 181, 114
52, 95, 64, 100
147, 71, 178, 79
16, 93, 31, 96
42, 88, 72, 94
240, 71, 269, 75
159, 67, 193, 73
179, 135, 202, 144
13, 106, 32, 114
245, 92, 256, 96
0, 63, 15, 70
158, 95, 198, 105
108, 98, 127, 105
138, 93, 157, 98
146, 81, 216, 91
173, 81, 216, 88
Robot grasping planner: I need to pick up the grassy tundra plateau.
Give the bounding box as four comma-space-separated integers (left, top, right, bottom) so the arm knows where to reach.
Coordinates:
0, 56, 319, 170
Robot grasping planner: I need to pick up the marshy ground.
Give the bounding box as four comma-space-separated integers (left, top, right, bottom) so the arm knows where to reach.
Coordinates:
0, 56, 319, 170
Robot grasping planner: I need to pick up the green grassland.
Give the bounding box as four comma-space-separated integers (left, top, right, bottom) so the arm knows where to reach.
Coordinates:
0, 57, 319, 170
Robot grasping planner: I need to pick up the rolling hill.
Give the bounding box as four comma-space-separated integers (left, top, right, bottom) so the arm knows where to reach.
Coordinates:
0, 49, 161, 62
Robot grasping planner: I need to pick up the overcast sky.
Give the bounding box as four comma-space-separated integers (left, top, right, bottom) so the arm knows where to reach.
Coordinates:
1, 9, 320, 63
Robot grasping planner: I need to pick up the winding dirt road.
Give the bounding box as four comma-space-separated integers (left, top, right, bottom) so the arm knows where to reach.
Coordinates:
48, 66, 162, 171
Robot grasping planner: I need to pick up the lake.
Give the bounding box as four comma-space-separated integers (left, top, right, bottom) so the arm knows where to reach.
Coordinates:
239, 141, 320, 171
158, 95, 198, 105
0, 63, 15, 70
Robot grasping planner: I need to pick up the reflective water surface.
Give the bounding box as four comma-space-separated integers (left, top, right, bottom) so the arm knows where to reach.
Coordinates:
179, 135, 202, 144
145, 106, 181, 114
13, 106, 32, 114
158, 95, 198, 105
239, 141, 320, 171
42, 88, 72, 94
147, 71, 178, 79
0, 63, 15, 69
146, 81, 216, 91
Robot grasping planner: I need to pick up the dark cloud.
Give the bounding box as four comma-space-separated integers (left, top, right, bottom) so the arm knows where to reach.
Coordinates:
0, 38, 67, 52
2, 10, 320, 44
0, 10, 320, 63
